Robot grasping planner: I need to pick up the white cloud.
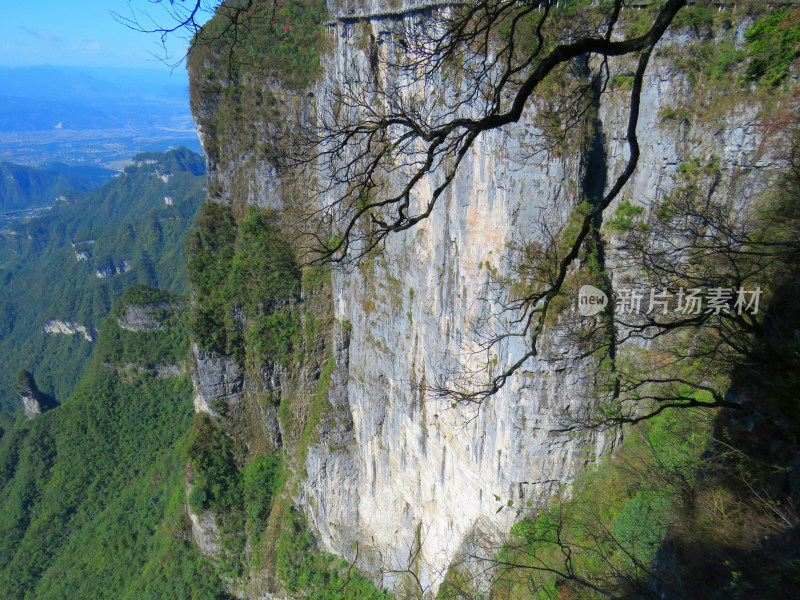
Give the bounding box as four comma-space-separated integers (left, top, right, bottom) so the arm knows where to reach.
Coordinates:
73, 42, 101, 52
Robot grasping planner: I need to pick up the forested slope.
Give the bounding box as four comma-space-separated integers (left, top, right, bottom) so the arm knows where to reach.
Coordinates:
0, 286, 228, 599
0, 147, 205, 414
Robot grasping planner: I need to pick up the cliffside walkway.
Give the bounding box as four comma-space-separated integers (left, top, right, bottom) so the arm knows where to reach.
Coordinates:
325, 0, 467, 26
324, 0, 800, 27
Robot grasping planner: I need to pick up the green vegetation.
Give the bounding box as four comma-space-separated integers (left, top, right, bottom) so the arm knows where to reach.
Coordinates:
480, 126, 800, 600
657, 7, 798, 128
124, 149, 206, 177
483, 363, 800, 600
0, 161, 100, 212
277, 507, 393, 600
507, 410, 707, 595
188, 204, 301, 363
0, 290, 229, 599
0, 147, 205, 414
605, 200, 645, 232
4, 4, 797, 600
188, 413, 241, 513
298, 357, 336, 466
187, 0, 327, 170
189, 0, 327, 91
671, 3, 717, 32
96, 285, 189, 368
746, 7, 800, 84
183, 411, 290, 577
242, 454, 283, 524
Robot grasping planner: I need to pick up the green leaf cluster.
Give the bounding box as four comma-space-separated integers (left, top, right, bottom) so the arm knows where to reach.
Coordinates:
606, 200, 645, 232
746, 8, 800, 85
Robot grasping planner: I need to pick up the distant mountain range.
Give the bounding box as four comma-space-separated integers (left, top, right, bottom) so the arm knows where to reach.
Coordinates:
0, 66, 201, 166
0, 161, 114, 212
0, 65, 188, 103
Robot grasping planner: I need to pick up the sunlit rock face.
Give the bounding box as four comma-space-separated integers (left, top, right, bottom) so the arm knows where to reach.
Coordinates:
116, 302, 175, 332
42, 319, 96, 342
95, 259, 130, 279
189, 4, 775, 595
20, 386, 43, 421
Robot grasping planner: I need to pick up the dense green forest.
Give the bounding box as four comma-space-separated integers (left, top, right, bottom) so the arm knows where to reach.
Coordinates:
0, 147, 205, 414
0, 286, 228, 599
0, 161, 107, 212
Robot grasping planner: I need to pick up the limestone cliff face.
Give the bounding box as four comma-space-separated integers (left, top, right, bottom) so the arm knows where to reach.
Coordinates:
19, 383, 43, 420
188, 5, 776, 596
117, 302, 177, 332
42, 319, 96, 342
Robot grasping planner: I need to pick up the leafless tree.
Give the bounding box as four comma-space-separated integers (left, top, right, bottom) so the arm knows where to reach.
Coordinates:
554, 112, 800, 430
132, 0, 775, 424
288, 1, 690, 419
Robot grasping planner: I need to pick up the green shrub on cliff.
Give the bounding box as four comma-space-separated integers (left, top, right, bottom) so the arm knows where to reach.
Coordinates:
276, 507, 393, 600
188, 413, 241, 512
746, 8, 800, 84
188, 204, 301, 363
190, 0, 327, 90
95, 285, 189, 368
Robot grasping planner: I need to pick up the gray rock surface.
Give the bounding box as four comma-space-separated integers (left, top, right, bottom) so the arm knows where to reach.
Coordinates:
189, 9, 782, 597
117, 302, 175, 332
42, 319, 96, 342
191, 343, 245, 415
20, 389, 42, 420
95, 260, 130, 279
186, 482, 222, 556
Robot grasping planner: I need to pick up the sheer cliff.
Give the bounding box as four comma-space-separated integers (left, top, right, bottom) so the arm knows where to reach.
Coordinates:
186, 3, 790, 597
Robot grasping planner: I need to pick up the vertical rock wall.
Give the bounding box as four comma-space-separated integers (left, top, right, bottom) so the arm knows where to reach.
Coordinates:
189, 5, 778, 596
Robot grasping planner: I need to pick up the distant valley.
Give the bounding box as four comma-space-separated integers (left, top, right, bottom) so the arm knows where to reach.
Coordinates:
0, 65, 201, 167
0, 147, 205, 414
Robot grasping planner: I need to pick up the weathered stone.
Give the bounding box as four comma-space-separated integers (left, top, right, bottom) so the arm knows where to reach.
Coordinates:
117, 302, 175, 332
95, 260, 130, 279
191, 343, 245, 415
188, 8, 781, 597
42, 319, 96, 342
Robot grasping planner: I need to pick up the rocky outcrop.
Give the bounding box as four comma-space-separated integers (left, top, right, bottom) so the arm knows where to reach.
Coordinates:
42, 319, 96, 342
17, 371, 53, 420
95, 260, 130, 279
186, 482, 222, 556
71, 239, 94, 262
191, 344, 245, 415
19, 386, 43, 420
103, 362, 185, 380
116, 302, 175, 332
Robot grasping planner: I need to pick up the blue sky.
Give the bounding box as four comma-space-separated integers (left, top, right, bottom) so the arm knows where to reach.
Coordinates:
0, 1, 216, 70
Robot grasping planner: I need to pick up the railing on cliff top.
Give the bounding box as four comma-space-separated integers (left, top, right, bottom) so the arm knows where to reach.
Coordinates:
324, 0, 800, 26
